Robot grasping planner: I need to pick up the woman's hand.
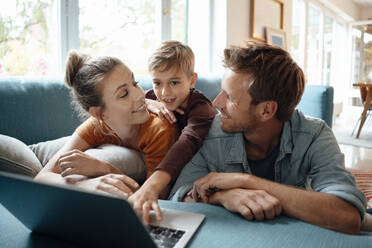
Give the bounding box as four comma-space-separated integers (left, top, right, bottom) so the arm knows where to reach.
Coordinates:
128, 186, 162, 225
75, 174, 140, 199
57, 149, 118, 178
145, 99, 184, 123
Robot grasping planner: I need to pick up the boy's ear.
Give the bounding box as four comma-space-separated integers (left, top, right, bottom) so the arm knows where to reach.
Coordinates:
190, 73, 198, 88
89, 106, 104, 120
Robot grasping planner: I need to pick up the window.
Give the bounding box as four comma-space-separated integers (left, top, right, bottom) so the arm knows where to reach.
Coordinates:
78, 0, 158, 74
306, 3, 322, 85
351, 24, 372, 84
290, 0, 348, 89
0, 0, 188, 76
0, 0, 59, 76
291, 0, 306, 69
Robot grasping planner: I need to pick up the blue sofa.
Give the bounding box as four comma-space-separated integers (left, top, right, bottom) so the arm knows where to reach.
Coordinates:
0, 75, 333, 146
3, 76, 372, 247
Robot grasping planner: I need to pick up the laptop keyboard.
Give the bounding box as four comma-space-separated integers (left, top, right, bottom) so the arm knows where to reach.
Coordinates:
148, 225, 185, 248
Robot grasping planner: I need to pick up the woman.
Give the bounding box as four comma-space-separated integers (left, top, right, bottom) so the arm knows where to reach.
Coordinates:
35, 51, 178, 223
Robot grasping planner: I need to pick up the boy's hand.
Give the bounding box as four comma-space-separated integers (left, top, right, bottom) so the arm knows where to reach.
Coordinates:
128, 186, 162, 225
145, 99, 184, 123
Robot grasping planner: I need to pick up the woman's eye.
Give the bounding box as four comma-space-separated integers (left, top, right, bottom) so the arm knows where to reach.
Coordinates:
119, 90, 128, 98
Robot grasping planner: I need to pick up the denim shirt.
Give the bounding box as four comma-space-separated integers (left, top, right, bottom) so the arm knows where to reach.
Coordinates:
169, 110, 366, 219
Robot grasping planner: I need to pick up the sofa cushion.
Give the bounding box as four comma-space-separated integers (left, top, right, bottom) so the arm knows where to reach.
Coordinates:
30, 137, 146, 183
0, 77, 82, 145
0, 135, 42, 177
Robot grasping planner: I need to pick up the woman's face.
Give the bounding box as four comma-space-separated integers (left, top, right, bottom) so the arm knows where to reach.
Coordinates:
99, 64, 149, 130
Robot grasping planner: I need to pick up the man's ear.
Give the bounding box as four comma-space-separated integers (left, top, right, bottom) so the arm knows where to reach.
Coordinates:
257, 101, 278, 121
190, 73, 198, 88
88, 106, 103, 120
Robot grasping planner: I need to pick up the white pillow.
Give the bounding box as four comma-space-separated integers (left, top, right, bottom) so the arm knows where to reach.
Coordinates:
30, 137, 146, 183
0, 134, 43, 177
86, 144, 146, 183
29, 136, 69, 166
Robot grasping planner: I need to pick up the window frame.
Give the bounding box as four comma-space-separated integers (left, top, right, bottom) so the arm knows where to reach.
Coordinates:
293, 0, 349, 86
58, 0, 181, 74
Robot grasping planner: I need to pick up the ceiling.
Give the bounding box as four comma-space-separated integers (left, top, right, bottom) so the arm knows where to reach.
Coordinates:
352, 0, 372, 8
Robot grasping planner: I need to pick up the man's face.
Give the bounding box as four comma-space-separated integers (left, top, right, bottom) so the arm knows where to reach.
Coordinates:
212, 69, 259, 133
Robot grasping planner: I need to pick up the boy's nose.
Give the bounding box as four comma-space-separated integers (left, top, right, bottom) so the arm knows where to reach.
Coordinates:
161, 86, 171, 96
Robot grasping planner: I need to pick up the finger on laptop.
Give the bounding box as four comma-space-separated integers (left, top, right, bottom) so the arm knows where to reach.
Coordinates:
142, 201, 151, 225
152, 201, 162, 221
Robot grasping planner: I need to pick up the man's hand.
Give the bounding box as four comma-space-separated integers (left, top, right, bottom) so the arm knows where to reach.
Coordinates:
57, 149, 116, 177
145, 99, 184, 123
209, 188, 282, 220
128, 186, 162, 226
75, 174, 139, 199
191, 172, 244, 202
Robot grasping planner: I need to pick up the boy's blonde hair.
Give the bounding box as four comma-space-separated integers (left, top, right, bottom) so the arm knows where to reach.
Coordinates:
148, 40, 195, 78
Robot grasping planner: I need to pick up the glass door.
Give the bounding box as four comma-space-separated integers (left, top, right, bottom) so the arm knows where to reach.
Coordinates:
350, 21, 372, 106
351, 22, 372, 84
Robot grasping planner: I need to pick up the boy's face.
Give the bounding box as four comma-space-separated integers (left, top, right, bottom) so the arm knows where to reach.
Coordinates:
150, 66, 197, 111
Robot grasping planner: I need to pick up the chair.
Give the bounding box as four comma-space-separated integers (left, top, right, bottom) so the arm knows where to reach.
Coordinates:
352, 83, 372, 138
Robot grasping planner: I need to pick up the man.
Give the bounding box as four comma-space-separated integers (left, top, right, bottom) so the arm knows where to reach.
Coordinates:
169, 42, 366, 235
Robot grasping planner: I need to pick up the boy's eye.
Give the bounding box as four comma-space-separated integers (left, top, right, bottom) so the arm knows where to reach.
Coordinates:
170, 81, 179, 86
153, 81, 161, 86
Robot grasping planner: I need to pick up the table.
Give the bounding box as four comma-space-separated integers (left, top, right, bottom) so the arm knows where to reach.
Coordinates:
1, 200, 371, 248
353, 82, 372, 138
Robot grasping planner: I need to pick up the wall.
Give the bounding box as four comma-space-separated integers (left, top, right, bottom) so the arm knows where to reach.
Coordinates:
360, 7, 372, 20
226, 0, 292, 48
319, 0, 360, 21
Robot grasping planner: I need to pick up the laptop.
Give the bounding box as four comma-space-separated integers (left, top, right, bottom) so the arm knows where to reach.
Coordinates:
0, 171, 204, 248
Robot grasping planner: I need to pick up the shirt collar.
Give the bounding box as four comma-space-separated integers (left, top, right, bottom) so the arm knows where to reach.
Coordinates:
225, 133, 248, 166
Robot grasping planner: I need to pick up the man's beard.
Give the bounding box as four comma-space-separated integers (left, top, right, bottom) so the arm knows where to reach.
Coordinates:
220, 114, 258, 134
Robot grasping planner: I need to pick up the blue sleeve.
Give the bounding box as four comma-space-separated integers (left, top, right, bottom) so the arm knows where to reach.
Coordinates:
308, 124, 366, 220
168, 151, 210, 201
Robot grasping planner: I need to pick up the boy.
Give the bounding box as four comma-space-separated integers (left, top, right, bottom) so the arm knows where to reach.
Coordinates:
128, 41, 217, 223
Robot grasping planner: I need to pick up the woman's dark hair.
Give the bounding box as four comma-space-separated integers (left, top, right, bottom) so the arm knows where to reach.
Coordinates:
64, 51, 123, 118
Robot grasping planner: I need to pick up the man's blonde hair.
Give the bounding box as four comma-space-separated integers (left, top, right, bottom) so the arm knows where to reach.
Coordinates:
148, 40, 195, 78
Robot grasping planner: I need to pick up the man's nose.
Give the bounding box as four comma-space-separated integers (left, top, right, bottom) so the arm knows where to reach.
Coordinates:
213, 92, 224, 109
